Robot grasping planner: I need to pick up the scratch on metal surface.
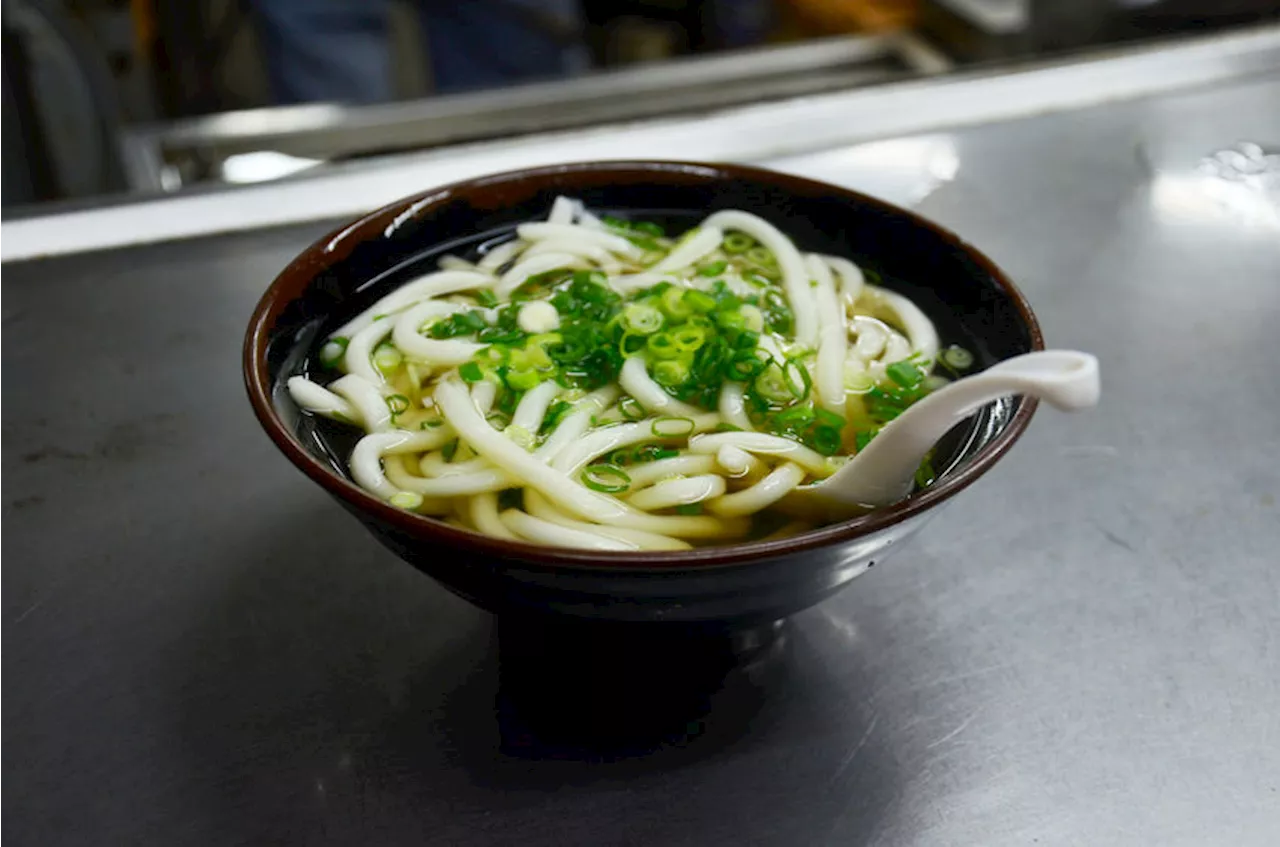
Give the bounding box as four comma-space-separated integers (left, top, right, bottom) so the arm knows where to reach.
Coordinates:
925, 712, 979, 750
13, 597, 48, 625
1094, 522, 1138, 553
830, 712, 881, 783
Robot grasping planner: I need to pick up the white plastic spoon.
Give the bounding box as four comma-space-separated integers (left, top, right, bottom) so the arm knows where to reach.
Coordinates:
806, 350, 1100, 508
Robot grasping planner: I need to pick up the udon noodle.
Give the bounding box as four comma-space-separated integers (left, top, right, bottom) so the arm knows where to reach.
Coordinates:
288, 198, 973, 550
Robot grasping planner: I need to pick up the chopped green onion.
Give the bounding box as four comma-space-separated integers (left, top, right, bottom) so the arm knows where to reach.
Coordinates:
886, 360, 924, 389
619, 395, 646, 421
442, 438, 459, 462
581, 463, 631, 493
675, 503, 704, 516
419, 418, 444, 430
672, 326, 708, 353
633, 221, 664, 237
782, 358, 812, 400
923, 374, 951, 393
473, 289, 499, 307
854, 430, 877, 452
653, 360, 689, 386
652, 416, 695, 437
389, 491, 424, 510
386, 394, 410, 417
646, 332, 679, 360
745, 245, 776, 267
683, 290, 717, 314
373, 343, 402, 374
697, 261, 728, 277
714, 423, 743, 433
753, 364, 794, 404
811, 426, 843, 456
622, 303, 664, 335
942, 345, 975, 370
727, 349, 769, 380
915, 452, 937, 489
319, 337, 349, 369
505, 368, 541, 391
458, 361, 484, 383
660, 286, 693, 320
723, 232, 754, 254
540, 400, 572, 434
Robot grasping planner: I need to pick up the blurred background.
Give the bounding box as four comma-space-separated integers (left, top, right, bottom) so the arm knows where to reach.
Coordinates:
3, 0, 1278, 211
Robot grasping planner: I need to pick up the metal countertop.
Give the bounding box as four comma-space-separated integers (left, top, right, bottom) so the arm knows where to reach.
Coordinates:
4, 62, 1280, 847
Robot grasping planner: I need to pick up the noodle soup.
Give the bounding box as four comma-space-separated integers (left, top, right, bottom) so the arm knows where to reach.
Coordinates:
286, 198, 975, 551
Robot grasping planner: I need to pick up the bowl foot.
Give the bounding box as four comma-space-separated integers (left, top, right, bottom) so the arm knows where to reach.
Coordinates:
492, 616, 788, 759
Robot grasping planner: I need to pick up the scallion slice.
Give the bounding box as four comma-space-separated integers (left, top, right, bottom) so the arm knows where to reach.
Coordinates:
581, 463, 631, 493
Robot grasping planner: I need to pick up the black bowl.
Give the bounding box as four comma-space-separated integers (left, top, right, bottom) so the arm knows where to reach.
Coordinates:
244, 161, 1042, 625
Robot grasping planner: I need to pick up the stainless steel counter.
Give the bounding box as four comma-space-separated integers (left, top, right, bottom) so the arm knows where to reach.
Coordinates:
4, 39, 1279, 847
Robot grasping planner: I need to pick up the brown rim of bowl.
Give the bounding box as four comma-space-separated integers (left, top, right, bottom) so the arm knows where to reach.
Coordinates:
244, 160, 1043, 571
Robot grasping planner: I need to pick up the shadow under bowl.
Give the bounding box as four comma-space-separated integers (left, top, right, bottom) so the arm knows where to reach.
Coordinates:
244, 161, 1042, 626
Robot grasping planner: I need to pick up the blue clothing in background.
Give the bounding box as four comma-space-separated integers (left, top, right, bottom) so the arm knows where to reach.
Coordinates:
253, 0, 583, 105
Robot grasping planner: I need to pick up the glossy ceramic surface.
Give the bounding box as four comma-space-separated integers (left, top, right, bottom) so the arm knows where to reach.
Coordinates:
244, 161, 1043, 623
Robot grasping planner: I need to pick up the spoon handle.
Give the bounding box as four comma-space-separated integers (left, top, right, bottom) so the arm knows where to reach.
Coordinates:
828, 350, 1100, 506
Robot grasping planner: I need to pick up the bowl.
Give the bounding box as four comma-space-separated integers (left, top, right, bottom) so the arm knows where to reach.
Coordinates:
244, 161, 1042, 626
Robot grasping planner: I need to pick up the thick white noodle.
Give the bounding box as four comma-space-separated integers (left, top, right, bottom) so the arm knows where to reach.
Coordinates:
708, 462, 805, 517
717, 382, 754, 431
344, 318, 395, 384
715, 444, 763, 478
349, 430, 457, 496
418, 454, 493, 478
610, 271, 671, 294
287, 377, 360, 424
866, 284, 940, 365
809, 253, 848, 416
523, 239, 622, 272
824, 256, 865, 306
548, 196, 576, 225
436, 380, 629, 522
701, 210, 818, 347
393, 300, 484, 366
850, 315, 891, 362
524, 492, 691, 551
330, 374, 393, 431
478, 239, 525, 271
438, 254, 482, 273
688, 431, 831, 476
470, 380, 497, 415
386, 460, 511, 496
497, 253, 584, 297
534, 387, 618, 462
627, 474, 726, 511
651, 227, 723, 273
619, 357, 703, 417
469, 491, 520, 539
516, 222, 642, 258
551, 413, 720, 475
500, 509, 635, 551
624, 455, 719, 490
511, 380, 560, 435
331, 270, 492, 339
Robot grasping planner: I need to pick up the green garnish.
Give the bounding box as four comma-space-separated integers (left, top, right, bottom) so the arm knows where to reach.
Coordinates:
723, 232, 754, 254
319, 337, 349, 369
458, 361, 484, 383
441, 438, 459, 462
386, 394, 410, 417
581, 463, 631, 493
697, 261, 728, 277
675, 503, 704, 516
941, 345, 975, 370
